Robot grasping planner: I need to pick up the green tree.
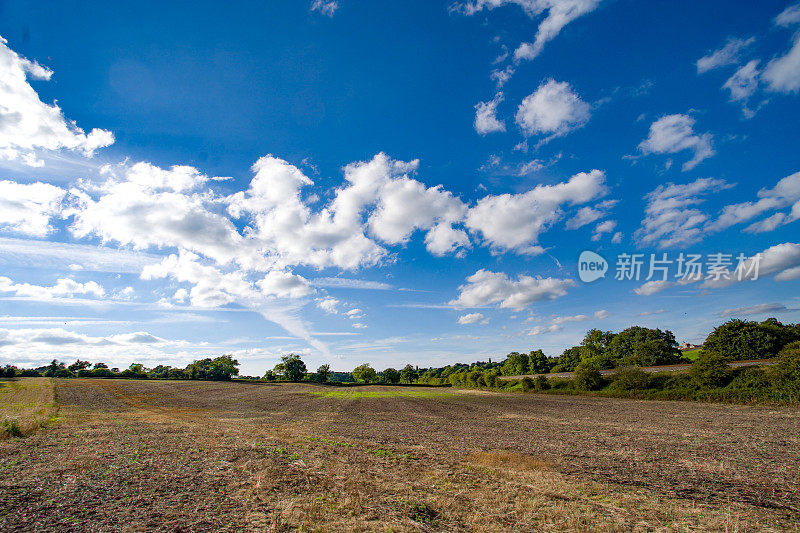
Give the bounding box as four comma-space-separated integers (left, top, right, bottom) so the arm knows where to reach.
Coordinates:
574, 360, 603, 391
702, 319, 784, 361
400, 364, 418, 384
44, 359, 65, 377
553, 346, 581, 372
207, 355, 239, 380
690, 351, 731, 387
607, 326, 680, 367
263, 370, 277, 381
527, 349, 551, 374
500, 352, 529, 375
315, 364, 331, 383
275, 354, 307, 382
68, 360, 91, 373
93, 362, 108, 369
381, 367, 401, 384
352, 363, 378, 383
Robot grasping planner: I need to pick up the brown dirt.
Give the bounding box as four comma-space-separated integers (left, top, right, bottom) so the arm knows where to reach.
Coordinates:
1, 379, 798, 531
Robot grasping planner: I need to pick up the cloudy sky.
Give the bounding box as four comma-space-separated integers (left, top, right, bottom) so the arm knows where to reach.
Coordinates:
1, 1, 800, 375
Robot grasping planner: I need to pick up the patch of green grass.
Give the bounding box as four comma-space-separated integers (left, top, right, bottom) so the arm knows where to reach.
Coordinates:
304, 436, 355, 447
308, 389, 453, 399
682, 348, 702, 361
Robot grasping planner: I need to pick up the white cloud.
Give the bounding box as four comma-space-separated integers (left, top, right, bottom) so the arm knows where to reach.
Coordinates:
346, 308, 363, 319
316, 297, 340, 314
352, 322, 367, 329
702, 242, 800, 289
0, 236, 159, 274
0, 180, 66, 236
466, 169, 607, 254
458, 312, 488, 325
707, 170, 800, 233
775, 3, 800, 27
311, 278, 393, 290
696, 37, 755, 74
474, 92, 506, 135
723, 60, 761, 104
450, 269, 575, 310
70, 162, 244, 267
453, 1, 601, 63
633, 280, 675, 296
638, 114, 715, 171
635, 178, 731, 248
310, 0, 338, 17
763, 31, 800, 93
0, 276, 105, 300
591, 219, 616, 241
718, 302, 793, 317
528, 324, 562, 335
0, 37, 113, 166
515, 79, 590, 138
549, 309, 609, 324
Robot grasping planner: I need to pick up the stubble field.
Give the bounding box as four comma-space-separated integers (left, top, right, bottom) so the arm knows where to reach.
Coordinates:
1, 378, 799, 531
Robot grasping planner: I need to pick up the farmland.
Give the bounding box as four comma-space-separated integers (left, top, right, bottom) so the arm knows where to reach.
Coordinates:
1, 379, 799, 531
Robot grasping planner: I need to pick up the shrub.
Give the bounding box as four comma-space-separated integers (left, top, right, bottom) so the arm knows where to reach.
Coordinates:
19, 369, 41, 377
689, 351, 731, 387
1, 418, 23, 438
702, 319, 783, 361
574, 361, 603, 391
778, 341, 800, 380
610, 366, 651, 391
534, 374, 550, 391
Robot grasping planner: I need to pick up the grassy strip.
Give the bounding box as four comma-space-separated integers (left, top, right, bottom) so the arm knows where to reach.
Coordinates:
307, 389, 454, 399
0, 377, 59, 439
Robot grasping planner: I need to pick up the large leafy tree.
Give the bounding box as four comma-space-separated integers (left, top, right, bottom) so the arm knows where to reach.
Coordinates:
607, 326, 680, 367
500, 352, 529, 375
527, 350, 551, 374
352, 363, 378, 383
274, 353, 307, 382
400, 364, 418, 383
315, 364, 331, 383
381, 367, 401, 384
703, 319, 798, 361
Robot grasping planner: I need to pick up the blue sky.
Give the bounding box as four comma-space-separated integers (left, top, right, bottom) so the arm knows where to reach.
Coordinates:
1, 0, 799, 375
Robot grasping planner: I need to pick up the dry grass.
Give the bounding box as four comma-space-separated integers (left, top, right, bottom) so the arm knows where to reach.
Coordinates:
0, 379, 798, 531
0, 377, 57, 439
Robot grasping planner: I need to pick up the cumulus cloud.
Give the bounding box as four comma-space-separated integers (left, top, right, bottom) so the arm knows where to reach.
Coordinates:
633, 280, 675, 296
701, 242, 800, 289
696, 37, 755, 74
450, 269, 575, 310
707, 170, 800, 233
0, 180, 66, 236
310, 0, 338, 17
638, 114, 715, 171
718, 302, 793, 318
723, 59, 761, 109
515, 79, 590, 139
529, 324, 562, 335
763, 4, 800, 93
453, 1, 601, 63
458, 312, 488, 325
316, 297, 340, 314
591, 219, 616, 241
549, 309, 608, 324
635, 178, 731, 248
474, 92, 506, 135
466, 169, 607, 254
0, 37, 113, 166
0, 276, 105, 300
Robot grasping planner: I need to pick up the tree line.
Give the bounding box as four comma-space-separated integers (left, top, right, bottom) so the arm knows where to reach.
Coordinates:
3, 318, 799, 403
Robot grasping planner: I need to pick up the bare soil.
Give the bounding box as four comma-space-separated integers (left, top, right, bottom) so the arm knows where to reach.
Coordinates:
1, 379, 798, 531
